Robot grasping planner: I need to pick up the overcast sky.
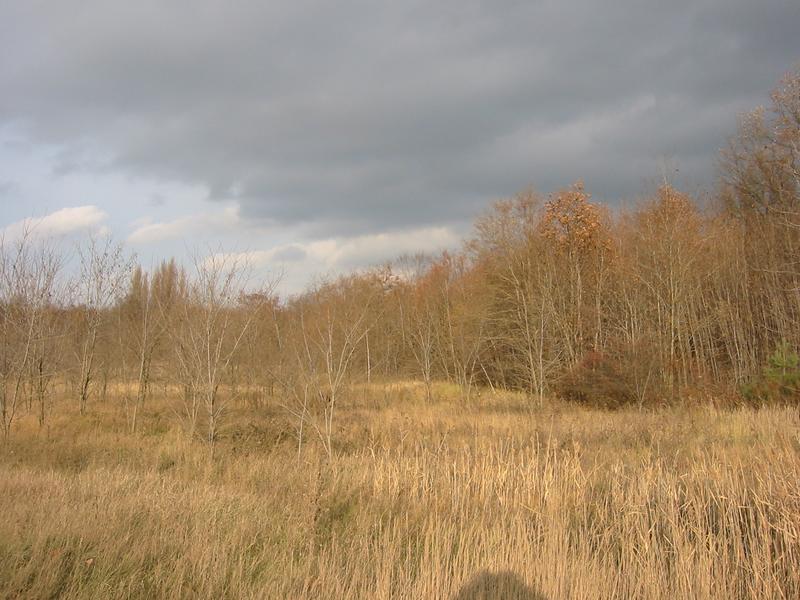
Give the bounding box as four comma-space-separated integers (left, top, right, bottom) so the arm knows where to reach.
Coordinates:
1, 0, 798, 292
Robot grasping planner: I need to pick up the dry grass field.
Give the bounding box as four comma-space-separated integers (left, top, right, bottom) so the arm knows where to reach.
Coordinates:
0, 382, 798, 599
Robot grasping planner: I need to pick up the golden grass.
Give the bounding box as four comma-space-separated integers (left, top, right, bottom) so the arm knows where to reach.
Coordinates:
0, 383, 798, 599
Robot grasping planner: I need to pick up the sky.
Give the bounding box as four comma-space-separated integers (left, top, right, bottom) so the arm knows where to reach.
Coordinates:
1, 0, 798, 293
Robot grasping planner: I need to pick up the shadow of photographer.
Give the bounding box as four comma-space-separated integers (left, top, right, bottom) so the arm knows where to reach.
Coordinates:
452, 571, 547, 600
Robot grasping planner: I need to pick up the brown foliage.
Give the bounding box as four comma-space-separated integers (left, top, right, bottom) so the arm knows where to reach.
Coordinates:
541, 182, 611, 255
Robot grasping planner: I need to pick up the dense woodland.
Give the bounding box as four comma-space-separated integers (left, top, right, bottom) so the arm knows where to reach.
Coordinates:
2, 68, 800, 450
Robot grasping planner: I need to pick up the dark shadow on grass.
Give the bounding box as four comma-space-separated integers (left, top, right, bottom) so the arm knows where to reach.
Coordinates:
452, 571, 546, 600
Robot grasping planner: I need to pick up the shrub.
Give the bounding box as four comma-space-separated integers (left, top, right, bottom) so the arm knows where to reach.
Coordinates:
557, 351, 636, 408
741, 342, 800, 405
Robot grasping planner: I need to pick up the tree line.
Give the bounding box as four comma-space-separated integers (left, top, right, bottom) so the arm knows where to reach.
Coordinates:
1, 67, 799, 451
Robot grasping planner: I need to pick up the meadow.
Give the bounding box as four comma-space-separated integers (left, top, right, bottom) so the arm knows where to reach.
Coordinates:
0, 382, 798, 599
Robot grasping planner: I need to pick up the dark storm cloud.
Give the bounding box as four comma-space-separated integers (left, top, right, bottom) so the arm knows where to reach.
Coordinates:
1, 0, 798, 233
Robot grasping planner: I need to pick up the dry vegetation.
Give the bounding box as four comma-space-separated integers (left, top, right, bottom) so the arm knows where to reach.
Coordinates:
2, 66, 800, 599
1, 382, 798, 599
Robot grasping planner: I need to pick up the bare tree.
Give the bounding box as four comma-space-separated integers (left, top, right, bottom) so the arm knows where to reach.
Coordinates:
282, 275, 376, 459
721, 65, 800, 365
395, 254, 439, 401
74, 237, 132, 415
470, 192, 561, 402
117, 260, 182, 432
0, 231, 63, 438
170, 252, 273, 457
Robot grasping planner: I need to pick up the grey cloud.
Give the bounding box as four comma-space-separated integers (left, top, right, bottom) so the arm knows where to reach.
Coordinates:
1, 0, 798, 234
271, 245, 307, 263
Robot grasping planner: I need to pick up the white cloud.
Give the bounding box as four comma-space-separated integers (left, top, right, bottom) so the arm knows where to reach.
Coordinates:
199, 244, 307, 272
2, 205, 108, 240
127, 205, 240, 244
192, 225, 460, 294
205, 225, 458, 268
200, 250, 270, 271
306, 226, 460, 268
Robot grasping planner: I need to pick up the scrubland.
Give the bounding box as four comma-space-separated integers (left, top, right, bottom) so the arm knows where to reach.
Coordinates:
2, 67, 800, 599
1, 382, 798, 599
